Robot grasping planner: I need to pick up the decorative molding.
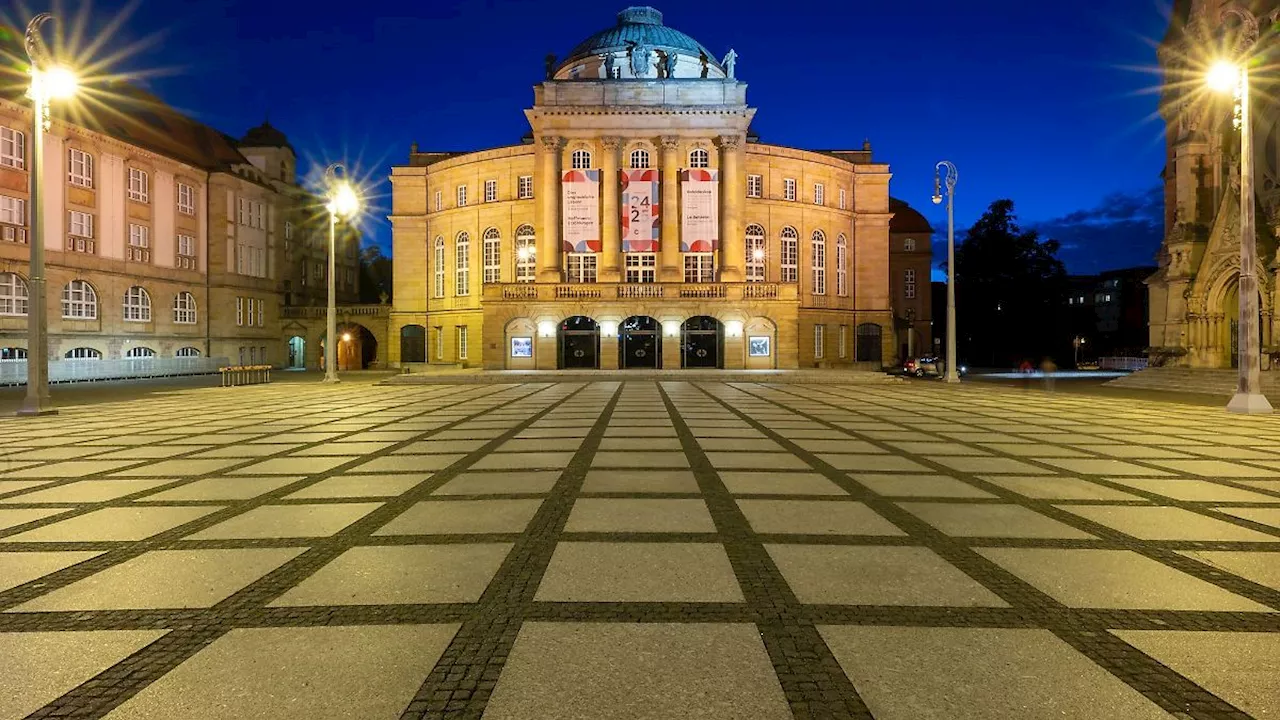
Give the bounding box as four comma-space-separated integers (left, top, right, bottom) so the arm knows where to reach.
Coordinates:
660, 135, 681, 150
537, 135, 565, 152
718, 134, 744, 150
600, 136, 622, 150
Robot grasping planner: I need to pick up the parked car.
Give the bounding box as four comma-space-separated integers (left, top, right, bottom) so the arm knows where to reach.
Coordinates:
902, 356, 967, 378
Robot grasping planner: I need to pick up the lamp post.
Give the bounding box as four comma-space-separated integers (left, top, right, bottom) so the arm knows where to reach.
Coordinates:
1073, 336, 1086, 368
1208, 4, 1273, 414
933, 161, 959, 383
18, 14, 76, 417
323, 163, 360, 384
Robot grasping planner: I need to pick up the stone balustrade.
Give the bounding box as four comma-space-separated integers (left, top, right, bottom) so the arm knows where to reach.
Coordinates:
484, 282, 797, 303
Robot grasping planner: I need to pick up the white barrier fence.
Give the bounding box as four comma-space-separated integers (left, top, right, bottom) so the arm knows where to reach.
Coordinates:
0, 357, 232, 386
1098, 357, 1149, 371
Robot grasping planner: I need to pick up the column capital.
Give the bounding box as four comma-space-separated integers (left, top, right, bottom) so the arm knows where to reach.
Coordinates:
538, 135, 565, 152
718, 134, 744, 150
601, 136, 623, 150
660, 135, 681, 151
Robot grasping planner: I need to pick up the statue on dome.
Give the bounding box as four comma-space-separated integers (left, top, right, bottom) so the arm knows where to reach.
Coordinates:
628, 40, 654, 78
545, 54, 556, 80
722, 48, 737, 79
698, 51, 710, 78
664, 50, 678, 78
601, 52, 616, 79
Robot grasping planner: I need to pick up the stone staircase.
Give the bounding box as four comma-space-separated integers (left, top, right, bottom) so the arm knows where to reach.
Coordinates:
1105, 367, 1280, 397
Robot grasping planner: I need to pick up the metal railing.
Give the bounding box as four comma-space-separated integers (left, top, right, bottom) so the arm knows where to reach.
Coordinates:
219, 364, 272, 386
0, 357, 230, 386
280, 305, 388, 319
1098, 356, 1149, 371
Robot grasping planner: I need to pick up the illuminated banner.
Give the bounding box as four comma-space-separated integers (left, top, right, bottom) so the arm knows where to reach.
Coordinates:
680, 168, 719, 252
621, 169, 659, 253
562, 169, 600, 253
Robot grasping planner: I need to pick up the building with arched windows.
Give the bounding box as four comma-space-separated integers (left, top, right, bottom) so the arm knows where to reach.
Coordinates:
390, 7, 907, 370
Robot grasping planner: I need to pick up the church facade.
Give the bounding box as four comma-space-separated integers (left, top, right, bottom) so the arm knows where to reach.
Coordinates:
390, 7, 902, 370
1148, 0, 1280, 368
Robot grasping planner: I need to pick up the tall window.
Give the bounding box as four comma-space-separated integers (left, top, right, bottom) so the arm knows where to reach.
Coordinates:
624, 253, 656, 283
68, 148, 93, 187
433, 237, 446, 297
836, 234, 848, 296
903, 237, 916, 252
683, 254, 714, 283
814, 324, 825, 359
177, 181, 195, 214
457, 325, 469, 360
745, 224, 765, 282
689, 148, 709, 168
482, 227, 501, 283
62, 280, 97, 319
1, 195, 25, 236
123, 286, 152, 322
128, 223, 150, 262
780, 227, 798, 282
567, 253, 598, 283
839, 325, 848, 358
177, 233, 196, 270
839, 187, 847, 210
173, 291, 197, 324
484, 179, 497, 203
783, 178, 796, 201
128, 167, 149, 203
0, 272, 28, 316
629, 149, 650, 169
747, 174, 762, 198
571, 149, 592, 169
456, 184, 467, 207
455, 231, 470, 296
236, 297, 244, 326
0, 126, 24, 169
813, 183, 825, 206
518, 175, 533, 199
811, 230, 826, 295
434, 190, 443, 212
515, 225, 535, 282
905, 269, 916, 299
435, 326, 444, 360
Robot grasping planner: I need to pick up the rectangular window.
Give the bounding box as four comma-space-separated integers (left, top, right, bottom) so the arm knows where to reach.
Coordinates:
237, 198, 248, 225
257, 298, 264, 326
457, 325, 469, 359
434, 190, 443, 212
747, 174, 762, 198
68, 148, 93, 187
67, 211, 94, 254
839, 188, 847, 210
783, 178, 796, 201
781, 237, 798, 283
483, 237, 501, 283
456, 185, 467, 207
128, 167, 149, 203
253, 202, 264, 229
814, 324, 825, 359
567, 253, 598, 283
177, 181, 195, 215
0, 126, 24, 169
284, 221, 293, 240
435, 326, 444, 360
624, 253, 656, 283
176, 234, 196, 269
0, 195, 25, 225
484, 179, 497, 203
518, 175, 533, 199
128, 224, 150, 263
813, 183, 825, 205
745, 234, 765, 282
839, 325, 848, 358
456, 238, 470, 296
905, 269, 916, 299
683, 253, 715, 283
236, 297, 244, 326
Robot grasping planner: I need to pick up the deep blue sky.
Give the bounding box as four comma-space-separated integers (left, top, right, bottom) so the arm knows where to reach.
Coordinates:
36, 0, 1174, 276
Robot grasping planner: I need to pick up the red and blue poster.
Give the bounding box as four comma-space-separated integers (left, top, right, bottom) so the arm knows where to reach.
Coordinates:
621, 169, 660, 253
680, 168, 719, 252
562, 169, 600, 253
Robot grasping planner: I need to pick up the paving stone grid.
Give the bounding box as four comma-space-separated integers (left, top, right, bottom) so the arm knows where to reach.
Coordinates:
0, 380, 1277, 719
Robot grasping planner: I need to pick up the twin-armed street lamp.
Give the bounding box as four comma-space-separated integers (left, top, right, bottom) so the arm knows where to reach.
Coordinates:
323, 163, 360, 383
18, 14, 77, 417
933, 161, 959, 384
1206, 3, 1273, 414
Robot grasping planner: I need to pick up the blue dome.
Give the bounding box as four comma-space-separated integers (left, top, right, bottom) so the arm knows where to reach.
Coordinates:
562, 7, 715, 66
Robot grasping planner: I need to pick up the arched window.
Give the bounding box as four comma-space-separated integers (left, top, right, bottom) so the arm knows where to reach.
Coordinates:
175, 346, 201, 357
903, 237, 916, 252
433, 237, 446, 298
629, 148, 650, 169
62, 280, 97, 319
811, 230, 826, 295
455, 231, 470, 296
173, 291, 197, 324
123, 286, 152, 322
482, 227, 501, 284
745, 224, 766, 282
0, 272, 28, 316
2, 347, 28, 360
124, 346, 156, 358
780, 227, 798, 283
836, 234, 848, 296
515, 225, 536, 283
688, 148, 709, 168
571, 149, 592, 169
64, 347, 101, 359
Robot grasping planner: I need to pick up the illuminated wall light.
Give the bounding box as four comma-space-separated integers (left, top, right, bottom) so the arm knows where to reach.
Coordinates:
724, 320, 743, 338
663, 321, 681, 337
537, 321, 556, 338
601, 321, 618, 338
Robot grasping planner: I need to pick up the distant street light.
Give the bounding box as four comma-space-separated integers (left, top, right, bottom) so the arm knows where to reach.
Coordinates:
1073, 336, 1086, 368
933, 160, 959, 383
1207, 3, 1272, 414
18, 14, 78, 417
323, 163, 360, 384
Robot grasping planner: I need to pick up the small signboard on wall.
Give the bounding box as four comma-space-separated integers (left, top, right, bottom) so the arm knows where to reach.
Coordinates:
511, 337, 533, 358
749, 336, 771, 357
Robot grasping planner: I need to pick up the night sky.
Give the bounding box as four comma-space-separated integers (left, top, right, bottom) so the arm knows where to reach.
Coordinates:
19, 0, 1173, 277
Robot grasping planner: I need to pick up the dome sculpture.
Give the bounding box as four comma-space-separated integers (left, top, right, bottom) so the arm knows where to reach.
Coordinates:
552, 7, 732, 81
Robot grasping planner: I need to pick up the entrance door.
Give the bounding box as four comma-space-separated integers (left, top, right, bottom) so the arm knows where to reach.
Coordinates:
558, 316, 600, 369
620, 316, 660, 369
681, 316, 722, 368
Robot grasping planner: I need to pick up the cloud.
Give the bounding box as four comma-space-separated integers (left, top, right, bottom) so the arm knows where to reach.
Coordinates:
1030, 187, 1164, 274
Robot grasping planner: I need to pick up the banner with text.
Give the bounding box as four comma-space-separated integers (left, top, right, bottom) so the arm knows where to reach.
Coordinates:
680, 168, 719, 252
621, 169, 660, 253
562, 169, 601, 253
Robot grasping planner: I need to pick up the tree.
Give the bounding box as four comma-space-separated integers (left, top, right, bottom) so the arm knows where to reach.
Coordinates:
358, 245, 393, 303
952, 199, 1067, 367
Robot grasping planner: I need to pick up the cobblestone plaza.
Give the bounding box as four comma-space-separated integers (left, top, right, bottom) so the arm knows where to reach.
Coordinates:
0, 379, 1277, 719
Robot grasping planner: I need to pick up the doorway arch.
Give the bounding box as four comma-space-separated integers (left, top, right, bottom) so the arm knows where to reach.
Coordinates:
620, 316, 660, 369
681, 316, 723, 368
558, 316, 600, 369
287, 336, 306, 369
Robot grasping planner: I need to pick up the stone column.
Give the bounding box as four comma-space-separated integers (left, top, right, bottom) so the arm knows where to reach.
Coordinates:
600, 136, 622, 282
659, 135, 682, 281
718, 134, 745, 282
535, 135, 564, 282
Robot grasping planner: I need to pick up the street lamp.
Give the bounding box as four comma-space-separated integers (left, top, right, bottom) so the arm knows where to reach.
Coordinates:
933, 160, 959, 383
323, 163, 360, 384
18, 14, 77, 417
1073, 336, 1086, 368
1207, 4, 1272, 414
